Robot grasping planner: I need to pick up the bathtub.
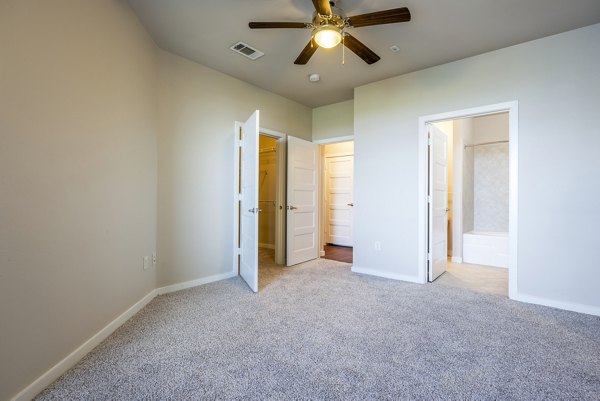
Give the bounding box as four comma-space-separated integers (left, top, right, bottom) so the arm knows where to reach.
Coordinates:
463, 231, 508, 268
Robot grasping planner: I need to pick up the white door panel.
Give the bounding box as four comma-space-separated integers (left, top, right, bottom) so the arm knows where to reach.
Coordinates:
326, 155, 353, 247
429, 125, 448, 281
287, 136, 318, 266
240, 111, 259, 292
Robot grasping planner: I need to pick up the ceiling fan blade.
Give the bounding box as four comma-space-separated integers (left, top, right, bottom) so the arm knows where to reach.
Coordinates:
294, 39, 318, 65
348, 7, 411, 28
343, 33, 380, 64
312, 0, 332, 16
249, 22, 309, 29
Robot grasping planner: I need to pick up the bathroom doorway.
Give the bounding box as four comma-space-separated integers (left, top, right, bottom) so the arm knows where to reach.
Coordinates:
418, 102, 518, 298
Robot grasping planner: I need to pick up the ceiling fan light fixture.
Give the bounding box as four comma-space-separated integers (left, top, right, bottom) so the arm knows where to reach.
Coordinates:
313, 25, 342, 48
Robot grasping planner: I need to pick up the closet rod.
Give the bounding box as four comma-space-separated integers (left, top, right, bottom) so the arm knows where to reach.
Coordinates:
464, 140, 508, 149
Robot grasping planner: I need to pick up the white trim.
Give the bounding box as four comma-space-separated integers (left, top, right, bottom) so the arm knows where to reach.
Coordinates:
156, 272, 237, 295
451, 256, 463, 264
351, 266, 421, 284
11, 290, 158, 401
507, 106, 519, 299
233, 121, 242, 277
418, 101, 519, 294
319, 250, 325, 257
515, 294, 600, 317
313, 135, 354, 144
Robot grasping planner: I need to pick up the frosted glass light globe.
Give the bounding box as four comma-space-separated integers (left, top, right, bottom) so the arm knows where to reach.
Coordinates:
314, 27, 342, 48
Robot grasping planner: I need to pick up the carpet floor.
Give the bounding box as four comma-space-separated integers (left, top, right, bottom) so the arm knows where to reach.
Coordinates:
37, 258, 600, 400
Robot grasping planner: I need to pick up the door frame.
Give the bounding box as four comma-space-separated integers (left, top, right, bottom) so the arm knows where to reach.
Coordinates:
417, 101, 518, 299
233, 124, 287, 276
314, 135, 354, 257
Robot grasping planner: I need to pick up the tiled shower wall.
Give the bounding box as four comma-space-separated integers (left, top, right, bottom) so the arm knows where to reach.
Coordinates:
473, 143, 509, 232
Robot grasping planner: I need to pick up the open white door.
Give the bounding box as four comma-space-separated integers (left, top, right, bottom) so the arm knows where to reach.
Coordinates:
240, 111, 259, 292
287, 136, 318, 266
428, 124, 449, 281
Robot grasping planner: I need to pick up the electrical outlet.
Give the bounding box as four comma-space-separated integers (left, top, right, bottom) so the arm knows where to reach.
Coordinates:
374, 241, 382, 251
152, 253, 157, 265
143, 256, 149, 270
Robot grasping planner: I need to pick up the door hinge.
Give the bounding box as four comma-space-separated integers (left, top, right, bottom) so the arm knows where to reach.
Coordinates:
428, 136, 432, 145
427, 253, 432, 261
427, 195, 432, 203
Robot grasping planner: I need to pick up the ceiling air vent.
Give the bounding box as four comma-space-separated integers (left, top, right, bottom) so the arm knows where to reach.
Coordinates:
230, 42, 264, 60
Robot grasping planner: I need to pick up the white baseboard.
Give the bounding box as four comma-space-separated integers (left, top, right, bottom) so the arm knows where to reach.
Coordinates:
157, 271, 237, 295
12, 272, 237, 401
515, 293, 600, 317
451, 256, 463, 263
351, 266, 422, 284
11, 289, 158, 401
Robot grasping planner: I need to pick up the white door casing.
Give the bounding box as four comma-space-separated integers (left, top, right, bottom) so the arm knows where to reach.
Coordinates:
325, 155, 354, 246
240, 111, 259, 292
287, 136, 319, 266
429, 124, 449, 281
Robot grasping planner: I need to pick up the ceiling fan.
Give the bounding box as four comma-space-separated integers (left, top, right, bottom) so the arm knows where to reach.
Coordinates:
249, 0, 411, 65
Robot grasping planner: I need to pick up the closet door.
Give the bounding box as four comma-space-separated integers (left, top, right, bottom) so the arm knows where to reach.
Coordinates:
240, 111, 259, 292
286, 136, 318, 266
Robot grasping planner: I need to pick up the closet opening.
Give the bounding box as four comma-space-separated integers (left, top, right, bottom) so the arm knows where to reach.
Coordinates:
257, 133, 286, 284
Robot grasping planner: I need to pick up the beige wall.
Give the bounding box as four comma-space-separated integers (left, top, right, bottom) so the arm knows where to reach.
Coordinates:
157, 50, 311, 286
354, 23, 600, 310
0, 1, 158, 399
313, 100, 354, 141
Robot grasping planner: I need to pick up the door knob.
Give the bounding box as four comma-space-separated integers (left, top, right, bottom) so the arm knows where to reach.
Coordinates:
247, 208, 262, 214
445, 208, 449, 212
347, 203, 354, 207
287, 205, 298, 210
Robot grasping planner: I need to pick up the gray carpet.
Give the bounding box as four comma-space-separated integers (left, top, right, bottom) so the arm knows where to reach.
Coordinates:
37, 257, 600, 400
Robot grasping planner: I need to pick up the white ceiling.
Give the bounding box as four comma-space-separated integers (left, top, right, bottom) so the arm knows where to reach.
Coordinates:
128, 0, 600, 108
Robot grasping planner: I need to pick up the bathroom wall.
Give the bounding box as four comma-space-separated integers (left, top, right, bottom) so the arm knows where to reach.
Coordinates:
258, 135, 278, 248
472, 113, 509, 232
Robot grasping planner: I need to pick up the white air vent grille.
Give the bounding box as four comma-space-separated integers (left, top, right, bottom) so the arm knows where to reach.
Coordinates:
230, 42, 264, 60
